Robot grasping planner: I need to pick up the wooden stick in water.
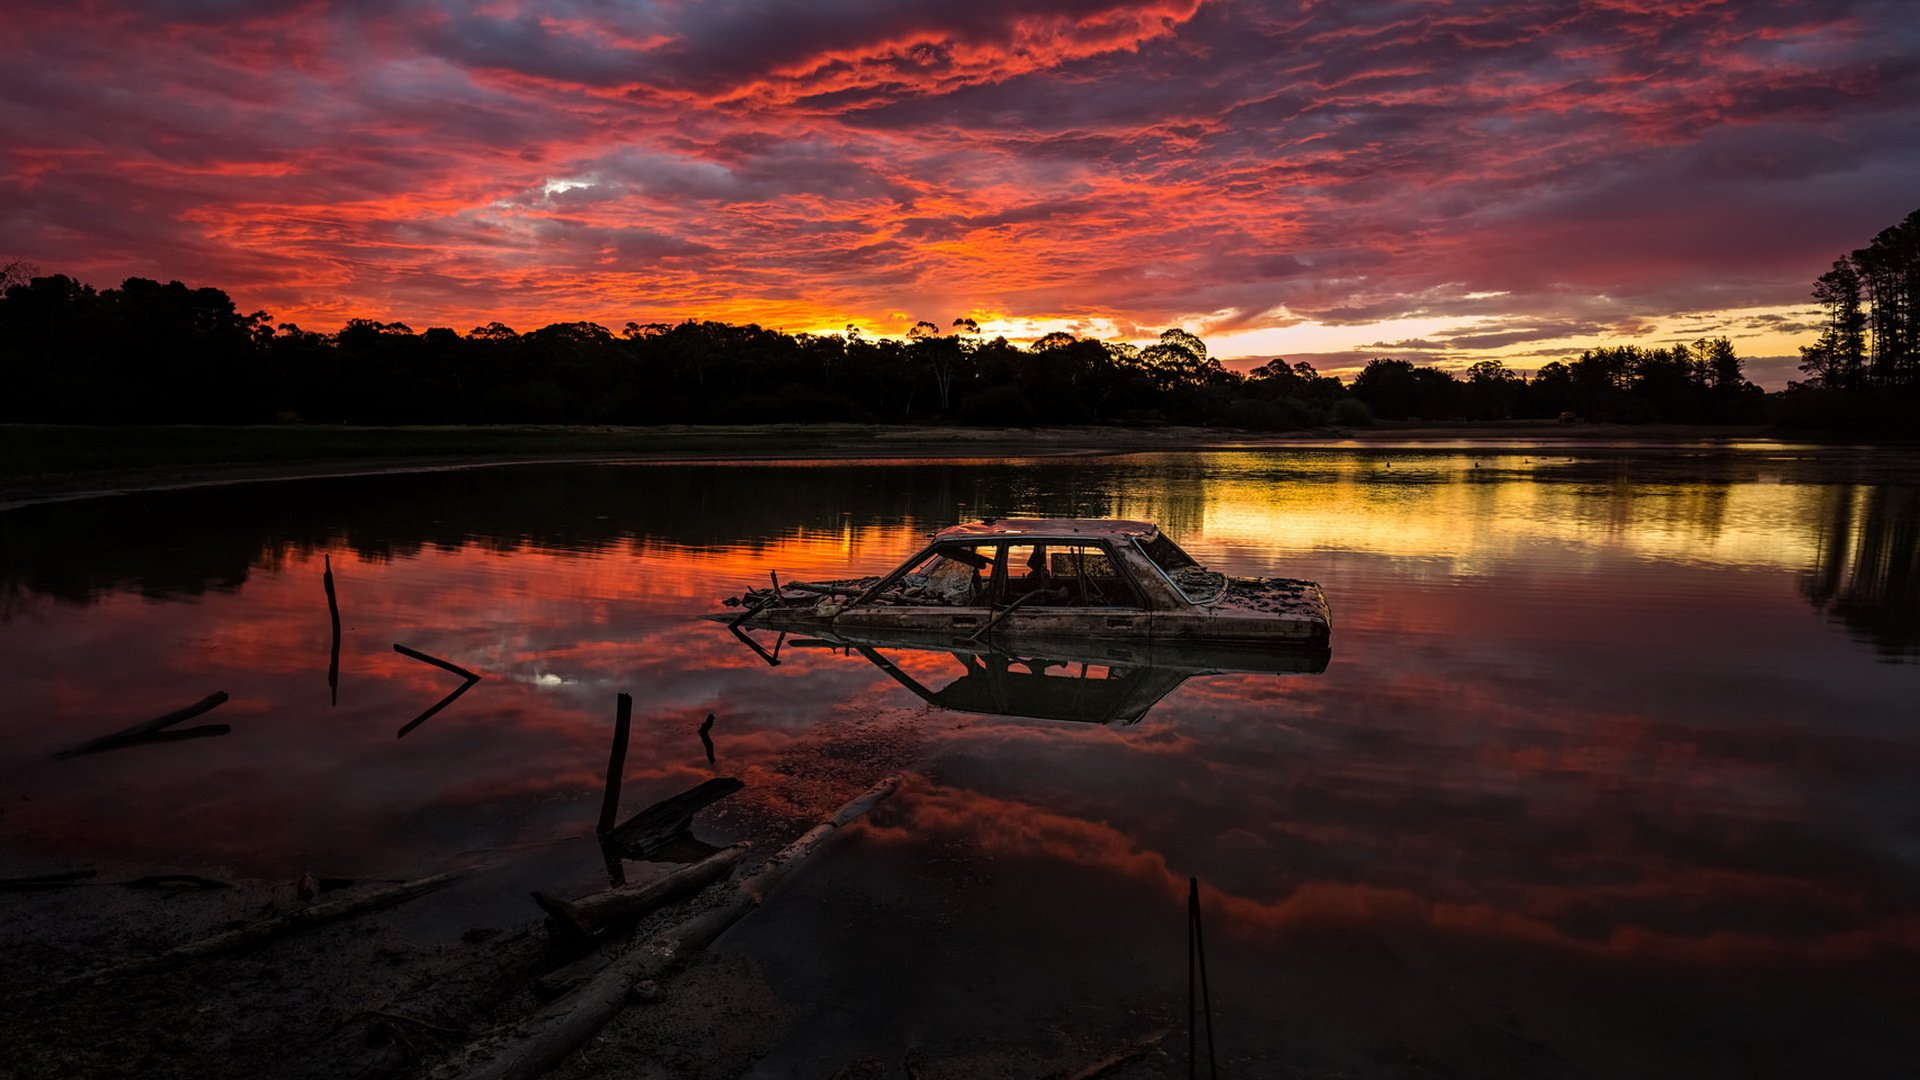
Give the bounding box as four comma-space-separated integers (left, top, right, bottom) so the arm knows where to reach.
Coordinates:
324, 553, 341, 705
53, 691, 230, 760
596, 693, 633, 836
393, 643, 480, 682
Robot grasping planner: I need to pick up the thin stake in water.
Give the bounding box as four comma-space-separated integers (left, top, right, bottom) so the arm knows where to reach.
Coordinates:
53, 691, 231, 760
1188, 876, 1218, 1079
597, 693, 633, 836
323, 552, 341, 705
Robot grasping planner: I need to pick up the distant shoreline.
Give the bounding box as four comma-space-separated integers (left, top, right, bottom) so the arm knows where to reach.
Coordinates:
0, 420, 1807, 509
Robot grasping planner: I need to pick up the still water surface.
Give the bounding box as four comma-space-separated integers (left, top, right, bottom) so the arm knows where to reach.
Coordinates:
2, 446, 1916, 1076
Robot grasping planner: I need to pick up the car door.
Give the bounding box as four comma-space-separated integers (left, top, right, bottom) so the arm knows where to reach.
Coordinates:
985, 540, 1151, 644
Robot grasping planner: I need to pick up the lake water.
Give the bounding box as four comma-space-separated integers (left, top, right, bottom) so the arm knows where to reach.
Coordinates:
2, 445, 1916, 1077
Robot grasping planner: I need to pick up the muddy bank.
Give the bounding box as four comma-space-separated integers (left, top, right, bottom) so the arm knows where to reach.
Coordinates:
2, 708, 935, 1080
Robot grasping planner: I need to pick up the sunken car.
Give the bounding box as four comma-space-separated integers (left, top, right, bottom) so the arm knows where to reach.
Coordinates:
721, 519, 1331, 650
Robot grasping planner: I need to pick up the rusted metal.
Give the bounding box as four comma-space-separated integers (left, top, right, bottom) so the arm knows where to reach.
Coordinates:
716, 519, 1332, 650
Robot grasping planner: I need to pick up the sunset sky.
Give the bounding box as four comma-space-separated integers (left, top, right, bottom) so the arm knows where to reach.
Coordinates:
4, 0, 1916, 384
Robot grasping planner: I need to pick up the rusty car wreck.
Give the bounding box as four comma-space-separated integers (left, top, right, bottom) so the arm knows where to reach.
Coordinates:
720, 518, 1332, 654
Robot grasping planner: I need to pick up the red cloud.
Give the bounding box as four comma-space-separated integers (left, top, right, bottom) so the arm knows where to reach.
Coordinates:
2, 0, 1915, 358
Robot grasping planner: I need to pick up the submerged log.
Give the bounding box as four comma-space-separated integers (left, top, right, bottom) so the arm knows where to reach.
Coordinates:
52, 691, 230, 760
442, 776, 900, 1080
533, 841, 749, 943
603, 777, 743, 859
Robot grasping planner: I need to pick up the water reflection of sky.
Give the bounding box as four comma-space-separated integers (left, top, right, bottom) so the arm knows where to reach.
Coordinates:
1, 449, 1915, 1075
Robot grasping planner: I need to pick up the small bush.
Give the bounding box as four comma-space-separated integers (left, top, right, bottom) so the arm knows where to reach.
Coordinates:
1331, 397, 1374, 426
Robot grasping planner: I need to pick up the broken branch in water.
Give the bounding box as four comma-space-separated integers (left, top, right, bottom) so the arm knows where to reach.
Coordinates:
393, 643, 482, 738
52, 691, 231, 760
603, 777, 743, 860
396, 678, 478, 738
532, 841, 749, 944
393, 643, 480, 682
726, 621, 782, 666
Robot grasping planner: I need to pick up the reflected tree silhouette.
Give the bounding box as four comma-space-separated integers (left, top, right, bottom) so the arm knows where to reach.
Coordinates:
0, 462, 1123, 610
1805, 485, 1920, 657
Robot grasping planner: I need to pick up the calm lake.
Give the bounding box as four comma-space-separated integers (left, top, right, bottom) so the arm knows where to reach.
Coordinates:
2, 444, 1916, 1076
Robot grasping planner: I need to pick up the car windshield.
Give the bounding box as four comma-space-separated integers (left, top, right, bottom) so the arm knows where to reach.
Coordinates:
1136, 533, 1226, 603
866, 540, 1145, 608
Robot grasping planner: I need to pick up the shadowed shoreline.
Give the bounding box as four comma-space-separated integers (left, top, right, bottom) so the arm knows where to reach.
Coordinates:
1, 420, 1790, 508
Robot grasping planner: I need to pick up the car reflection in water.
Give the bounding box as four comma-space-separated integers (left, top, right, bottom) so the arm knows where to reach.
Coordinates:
733, 625, 1329, 726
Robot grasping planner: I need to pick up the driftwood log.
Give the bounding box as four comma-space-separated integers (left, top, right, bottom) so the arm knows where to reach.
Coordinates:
603, 777, 743, 859
52, 691, 231, 760
440, 776, 900, 1080
305, 843, 751, 1080
533, 841, 749, 942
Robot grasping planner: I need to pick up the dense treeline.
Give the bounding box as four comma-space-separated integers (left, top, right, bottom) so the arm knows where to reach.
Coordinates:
0, 257, 1867, 433
1782, 208, 1920, 433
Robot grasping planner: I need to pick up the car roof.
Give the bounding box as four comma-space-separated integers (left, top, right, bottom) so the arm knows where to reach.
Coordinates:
933, 518, 1161, 542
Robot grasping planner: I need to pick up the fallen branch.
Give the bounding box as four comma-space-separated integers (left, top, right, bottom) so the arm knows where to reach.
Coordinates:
779, 581, 867, 596
66, 868, 469, 986
396, 679, 478, 738
393, 643, 480, 682
603, 777, 743, 859
53, 691, 230, 760
440, 776, 899, 1080
392, 642, 483, 738
533, 841, 749, 943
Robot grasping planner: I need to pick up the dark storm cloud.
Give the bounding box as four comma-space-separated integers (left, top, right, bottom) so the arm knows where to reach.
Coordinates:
1, 0, 1914, 359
